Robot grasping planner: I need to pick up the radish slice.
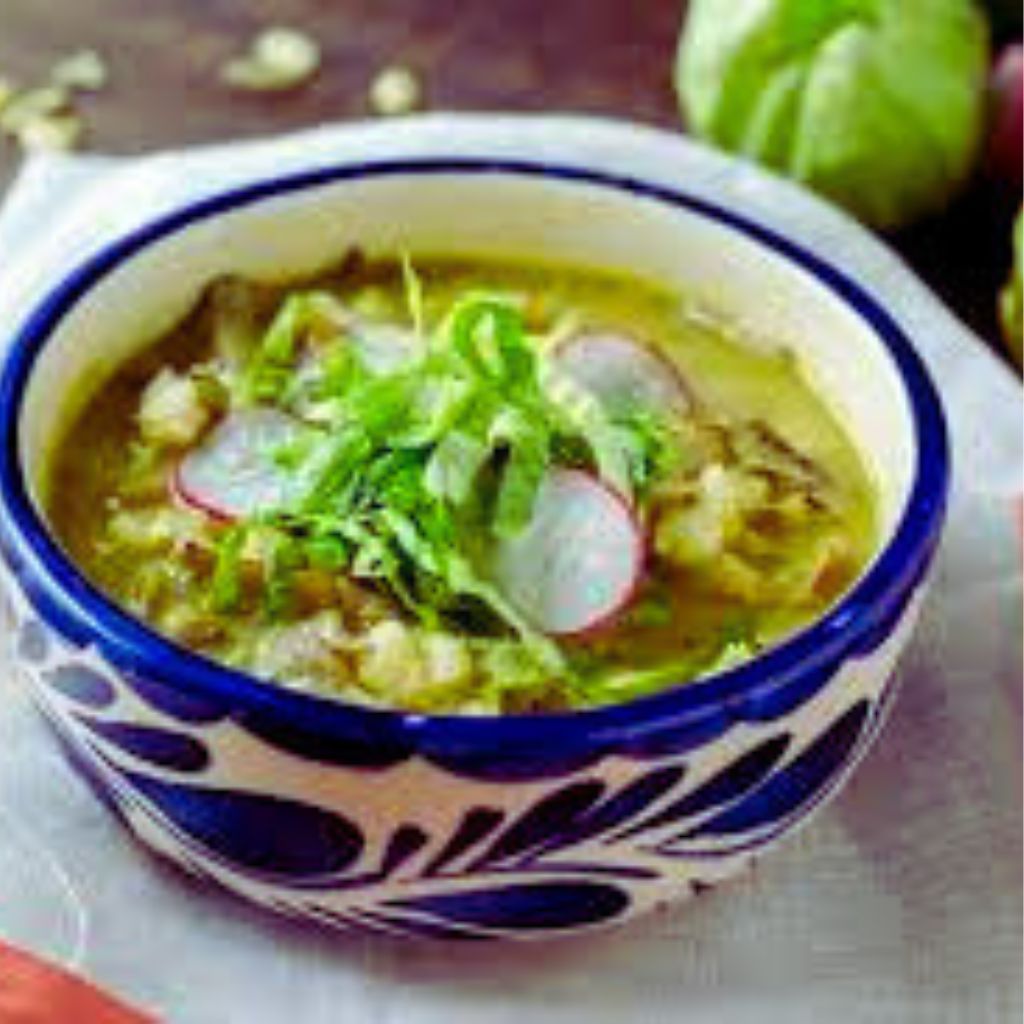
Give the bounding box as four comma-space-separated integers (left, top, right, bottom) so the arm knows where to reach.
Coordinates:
987, 43, 1023, 189
555, 331, 691, 416
490, 468, 644, 636
175, 407, 302, 520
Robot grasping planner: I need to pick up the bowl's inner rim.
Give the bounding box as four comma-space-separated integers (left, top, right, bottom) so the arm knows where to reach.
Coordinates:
0, 158, 949, 749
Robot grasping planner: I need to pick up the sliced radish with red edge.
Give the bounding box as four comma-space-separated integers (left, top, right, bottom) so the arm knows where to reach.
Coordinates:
490, 468, 645, 637
986, 43, 1023, 189
174, 407, 302, 520
555, 331, 692, 416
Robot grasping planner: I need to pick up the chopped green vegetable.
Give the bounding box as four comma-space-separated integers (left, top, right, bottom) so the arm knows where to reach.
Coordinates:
424, 430, 491, 504
305, 533, 349, 571
578, 636, 755, 705
242, 291, 352, 404
271, 429, 319, 471
491, 411, 550, 538
401, 251, 426, 340
264, 532, 304, 618
243, 295, 308, 403
210, 526, 248, 613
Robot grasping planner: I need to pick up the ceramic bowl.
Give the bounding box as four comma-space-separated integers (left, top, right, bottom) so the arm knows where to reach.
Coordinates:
0, 158, 948, 941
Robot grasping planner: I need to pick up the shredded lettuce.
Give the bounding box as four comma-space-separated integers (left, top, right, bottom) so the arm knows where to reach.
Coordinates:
424, 430, 491, 505
400, 250, 426, 340
489, 409, 550, 538
539, 364, 635, 500
577, 616, 759, 705
242, 291, 355, 405
304, 533, 348, 571
213, 273, 668, 667
264, 532, 303, 618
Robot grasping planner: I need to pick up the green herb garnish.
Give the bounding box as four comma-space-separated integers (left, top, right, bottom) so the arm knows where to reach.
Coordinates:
215, 269, 670, 677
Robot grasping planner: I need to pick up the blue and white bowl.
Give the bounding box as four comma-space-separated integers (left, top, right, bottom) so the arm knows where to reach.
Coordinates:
0, 157, 948, 941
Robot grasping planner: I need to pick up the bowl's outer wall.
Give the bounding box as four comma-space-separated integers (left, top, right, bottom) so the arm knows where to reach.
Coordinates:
3, 550, 925, 939
0, 160, 949, 938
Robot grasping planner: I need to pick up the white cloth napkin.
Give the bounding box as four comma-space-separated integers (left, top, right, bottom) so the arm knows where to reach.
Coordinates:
0, 116, 1020, 1024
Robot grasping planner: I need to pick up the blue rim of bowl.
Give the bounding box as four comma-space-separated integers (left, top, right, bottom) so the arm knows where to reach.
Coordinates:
0, 158, 949, 754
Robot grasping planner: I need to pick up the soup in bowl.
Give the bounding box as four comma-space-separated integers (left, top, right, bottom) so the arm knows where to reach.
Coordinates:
48, 254, 877, 715
0, 159, 947, 940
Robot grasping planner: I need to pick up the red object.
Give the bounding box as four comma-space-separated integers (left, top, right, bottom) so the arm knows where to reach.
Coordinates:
0, 941, 157, 1024
169, 461, 232, 524
987, 43, 1024, 189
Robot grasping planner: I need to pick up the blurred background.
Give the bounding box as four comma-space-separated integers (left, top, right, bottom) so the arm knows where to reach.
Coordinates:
0, 0, 1019, 362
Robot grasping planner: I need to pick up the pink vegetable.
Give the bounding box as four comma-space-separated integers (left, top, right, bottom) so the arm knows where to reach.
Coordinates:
490, 468, 645, 637
554, 331, 692, 415
174, 407, 301, 521
987, 43, 1023, 189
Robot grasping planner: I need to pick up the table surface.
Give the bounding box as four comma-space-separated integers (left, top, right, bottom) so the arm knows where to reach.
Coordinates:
0, 0, 1018, 355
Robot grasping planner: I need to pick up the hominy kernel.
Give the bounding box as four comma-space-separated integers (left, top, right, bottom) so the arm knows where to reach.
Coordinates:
369, 65, 422, 116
